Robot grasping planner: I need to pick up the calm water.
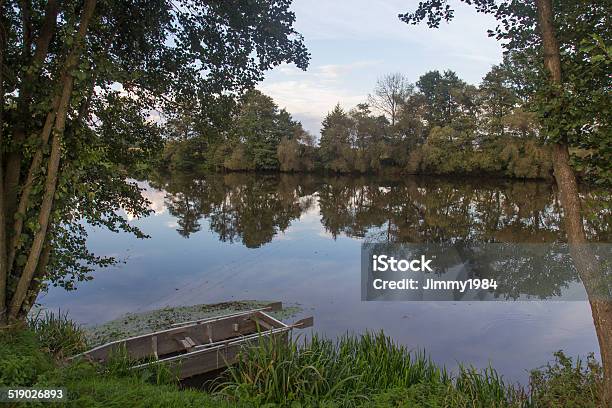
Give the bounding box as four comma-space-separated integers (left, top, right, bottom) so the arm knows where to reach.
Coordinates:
39, 173, 610, 384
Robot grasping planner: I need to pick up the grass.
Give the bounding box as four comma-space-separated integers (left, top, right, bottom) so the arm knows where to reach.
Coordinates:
0, 312, 605, 407
219, 332, 524, 407
0, 327, 53, 387
28, 310, 88, 358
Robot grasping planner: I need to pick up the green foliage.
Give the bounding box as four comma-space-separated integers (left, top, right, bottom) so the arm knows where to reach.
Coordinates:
224, 144, 255, 171
0, 329, 53, 387
233, 90, 284, 170
162, 90, 311, 172
319, 104, 356, 173
399, 0, 611, 186
368, 380, 523, 408
2, 0, 311, 313
0, 323, 237, 407
27, 310, 88, 358
564, 35, 612, 185
220, 331, 526, 407
529, 351, 603, 408
416, 70, 477, 131
42, 374, 237, 408
277, 137, 316, 172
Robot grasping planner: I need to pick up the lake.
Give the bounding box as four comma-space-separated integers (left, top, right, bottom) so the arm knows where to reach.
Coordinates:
39, 172, 610, 384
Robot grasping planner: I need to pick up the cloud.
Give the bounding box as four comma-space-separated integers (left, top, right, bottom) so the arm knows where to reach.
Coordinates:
125, 182, 167, 221
258, 60, 381, 135
258, 77, 363, 116
258, 0, 503, 136
290, 0, 500, 62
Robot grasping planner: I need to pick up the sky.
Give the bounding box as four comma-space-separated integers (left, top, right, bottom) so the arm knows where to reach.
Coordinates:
256, 0, 504, 136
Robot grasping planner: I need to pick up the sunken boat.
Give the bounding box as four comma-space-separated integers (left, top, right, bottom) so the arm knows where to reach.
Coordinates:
73, 302, 313, 379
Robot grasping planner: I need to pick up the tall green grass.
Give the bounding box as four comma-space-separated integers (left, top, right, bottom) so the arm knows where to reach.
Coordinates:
28, 310, 88, 358
220, 331, 524, 407
102, 343, 181, 387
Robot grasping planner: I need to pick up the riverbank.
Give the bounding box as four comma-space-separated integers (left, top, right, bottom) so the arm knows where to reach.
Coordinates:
0, 310, 604, 407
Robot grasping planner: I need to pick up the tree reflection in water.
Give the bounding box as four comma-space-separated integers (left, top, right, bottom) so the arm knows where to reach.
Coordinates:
149, 172, 609, 247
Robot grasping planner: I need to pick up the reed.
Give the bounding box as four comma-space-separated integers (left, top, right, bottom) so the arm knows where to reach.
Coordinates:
220, 331, 524, 406
27, 310, 88, 358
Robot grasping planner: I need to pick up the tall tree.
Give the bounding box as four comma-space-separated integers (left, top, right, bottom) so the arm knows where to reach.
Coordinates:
0, 0, 309, 323
319, 104, 355, 173
225, 90, 305, 171
416, 70, 476, 131
400, 0, 612, 399
478, 64, 519, 142
396, 92, 428, 147
368, 73, 413, 126
232, 90, 284, 170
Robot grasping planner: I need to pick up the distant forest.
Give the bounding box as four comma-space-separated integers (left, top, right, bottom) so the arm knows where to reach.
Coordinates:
161, 55, 584, 180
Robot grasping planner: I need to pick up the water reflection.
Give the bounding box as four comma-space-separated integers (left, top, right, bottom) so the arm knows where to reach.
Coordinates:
150, 172, 609, 246
149, 172, 609, 304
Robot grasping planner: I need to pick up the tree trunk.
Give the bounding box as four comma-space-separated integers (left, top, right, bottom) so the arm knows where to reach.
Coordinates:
6, 0, 60, 272
535, 0, 612, 402
4, 0, 59, 226
19, 242, 52, 319
8, 94, 60, 271
3, 0, 32, 223
0, 0, 7, 326
8, 0, 98, 320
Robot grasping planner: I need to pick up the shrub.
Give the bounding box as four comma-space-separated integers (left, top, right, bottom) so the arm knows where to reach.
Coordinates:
0, 329, 53, 386
529, 351, 603, 407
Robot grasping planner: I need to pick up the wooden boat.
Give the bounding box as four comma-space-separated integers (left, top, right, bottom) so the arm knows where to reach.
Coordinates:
73, 302, 313, 379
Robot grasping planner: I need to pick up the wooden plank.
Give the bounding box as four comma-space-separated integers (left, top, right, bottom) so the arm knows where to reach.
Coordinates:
152, 336, 158, 359
134, 327, 293, 379
293, 316, 314, 328
177, 338, 192, 351
253, 311, 288, 330
252, 316, 274, 330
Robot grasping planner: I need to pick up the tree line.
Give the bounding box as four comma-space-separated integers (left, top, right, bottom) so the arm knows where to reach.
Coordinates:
162, 58, 603, 181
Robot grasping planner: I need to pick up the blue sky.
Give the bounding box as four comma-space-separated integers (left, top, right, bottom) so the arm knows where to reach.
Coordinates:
257, 0, 503, 135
